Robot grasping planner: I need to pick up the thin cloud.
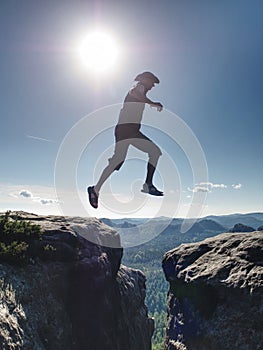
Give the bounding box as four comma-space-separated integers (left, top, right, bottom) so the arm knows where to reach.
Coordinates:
26, 135, 55, 143
232, 183, 242, 190
8, 193, 18, 198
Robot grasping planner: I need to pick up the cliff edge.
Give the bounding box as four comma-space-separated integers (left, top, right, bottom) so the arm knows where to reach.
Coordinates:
162, 231, 263, 350
0, 211, 153, 350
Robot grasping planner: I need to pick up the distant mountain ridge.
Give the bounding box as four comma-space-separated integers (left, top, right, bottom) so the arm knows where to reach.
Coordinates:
100, 213, 263, 248
203, 212, 263, 229
195, 219, 226, 231
101, 212, 263, 233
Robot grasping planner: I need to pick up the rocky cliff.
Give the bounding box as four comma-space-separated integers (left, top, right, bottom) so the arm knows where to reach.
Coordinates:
162, 231, 263, 350
0, 212, 153, 350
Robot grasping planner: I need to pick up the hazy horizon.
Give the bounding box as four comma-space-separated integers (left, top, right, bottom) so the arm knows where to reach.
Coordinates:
1, 207, 263, 221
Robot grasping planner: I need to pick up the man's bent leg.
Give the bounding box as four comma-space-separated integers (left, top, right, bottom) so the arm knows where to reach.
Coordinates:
94, 140, 129, 194
130, 133, 162, 186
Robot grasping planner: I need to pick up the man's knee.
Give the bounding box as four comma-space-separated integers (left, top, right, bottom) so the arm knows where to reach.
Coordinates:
114, 161, 124, 171
108, 157, 125, 171
156, 146, 162, 157
149, 145, 162, 162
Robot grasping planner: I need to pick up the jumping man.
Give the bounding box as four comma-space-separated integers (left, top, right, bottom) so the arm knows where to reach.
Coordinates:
88, 71, 163, 209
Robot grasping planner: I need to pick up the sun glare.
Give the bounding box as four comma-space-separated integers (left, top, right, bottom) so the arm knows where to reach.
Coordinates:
77, 31, 120, 73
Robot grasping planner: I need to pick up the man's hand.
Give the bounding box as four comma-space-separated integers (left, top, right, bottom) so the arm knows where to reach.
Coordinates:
151, 102, 163, 112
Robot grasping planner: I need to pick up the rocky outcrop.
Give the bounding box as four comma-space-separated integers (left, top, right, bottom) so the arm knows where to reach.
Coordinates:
162, 231, 263, 350
229, 223, 255, 232
0, 212, 153, 350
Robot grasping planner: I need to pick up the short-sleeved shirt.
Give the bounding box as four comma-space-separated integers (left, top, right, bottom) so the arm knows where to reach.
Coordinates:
117, 82, 146, 126
124, 82, 146, 103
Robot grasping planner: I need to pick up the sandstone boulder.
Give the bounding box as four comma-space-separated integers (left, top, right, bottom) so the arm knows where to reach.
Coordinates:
0, 212, 153, 350
162, 231, 263, 350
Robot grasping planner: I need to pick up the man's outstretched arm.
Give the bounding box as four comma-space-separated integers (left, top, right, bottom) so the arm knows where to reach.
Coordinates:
130, 88, 163, 110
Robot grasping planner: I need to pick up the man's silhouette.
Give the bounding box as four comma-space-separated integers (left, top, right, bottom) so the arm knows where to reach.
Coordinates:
88, 71, 163, 209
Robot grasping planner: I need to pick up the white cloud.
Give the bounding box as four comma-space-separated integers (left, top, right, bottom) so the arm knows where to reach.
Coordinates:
0, 183, 63, 215
232, 183, 242, 190
199, 182, 227, 189
187, 186, 211, 193
19, 190, 33, 198
38, 198, 58, 205
19, 187, 58, 205
198, 182, 213, 187
211, 183, 227, 189
188, 181, 227, 194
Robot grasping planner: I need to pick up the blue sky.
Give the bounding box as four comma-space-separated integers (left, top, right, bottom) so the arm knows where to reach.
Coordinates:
1, 0, 262, 218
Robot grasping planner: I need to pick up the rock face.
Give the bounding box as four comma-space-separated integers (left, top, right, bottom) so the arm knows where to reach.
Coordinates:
162, 231, 263, 350
0, 212, 153, 350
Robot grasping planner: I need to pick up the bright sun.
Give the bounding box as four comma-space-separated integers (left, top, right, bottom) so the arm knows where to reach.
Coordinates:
77, 31, 120, 73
